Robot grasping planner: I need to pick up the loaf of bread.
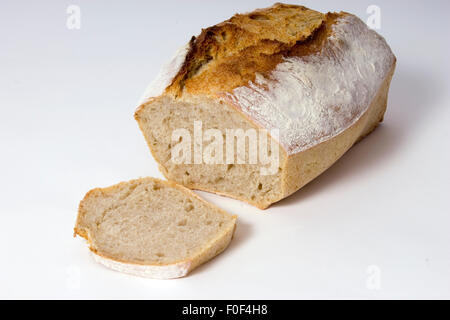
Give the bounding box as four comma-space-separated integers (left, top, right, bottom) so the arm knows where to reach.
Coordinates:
74, 178, 237, 279
135, 3, 396, 209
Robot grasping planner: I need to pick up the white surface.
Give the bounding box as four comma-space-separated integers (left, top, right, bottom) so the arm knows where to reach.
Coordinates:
0, 0, 449, 299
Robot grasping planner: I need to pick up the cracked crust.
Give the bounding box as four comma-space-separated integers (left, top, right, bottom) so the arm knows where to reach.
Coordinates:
166, 3, 327, 97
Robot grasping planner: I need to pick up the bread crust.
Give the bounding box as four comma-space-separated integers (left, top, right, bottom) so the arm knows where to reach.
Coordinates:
166, 3, 326, 97
74, 177, 237, 279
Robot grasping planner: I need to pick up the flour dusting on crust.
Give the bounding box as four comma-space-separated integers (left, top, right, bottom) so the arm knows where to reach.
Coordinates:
226, 14, 395, 155
137, 42, 190, 105
92, 252, 191, 279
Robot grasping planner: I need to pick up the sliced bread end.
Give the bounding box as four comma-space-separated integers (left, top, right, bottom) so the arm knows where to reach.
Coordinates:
74, 177, 237, 279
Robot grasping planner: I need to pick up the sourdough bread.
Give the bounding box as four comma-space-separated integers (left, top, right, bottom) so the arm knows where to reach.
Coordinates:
135, 3, 396, 209
74, 177, 237, 279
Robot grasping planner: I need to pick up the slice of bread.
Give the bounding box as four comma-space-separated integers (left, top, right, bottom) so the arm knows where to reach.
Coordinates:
74, 177, 237, 279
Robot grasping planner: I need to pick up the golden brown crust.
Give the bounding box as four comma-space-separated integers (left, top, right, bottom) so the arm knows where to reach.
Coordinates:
166, 3, 331, 97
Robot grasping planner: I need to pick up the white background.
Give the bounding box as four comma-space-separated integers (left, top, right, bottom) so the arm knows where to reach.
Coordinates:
1, 0, 449, 299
